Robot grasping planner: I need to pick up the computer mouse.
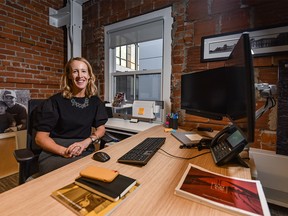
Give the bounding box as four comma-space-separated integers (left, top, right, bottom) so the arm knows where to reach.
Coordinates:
93, 151, 110, 162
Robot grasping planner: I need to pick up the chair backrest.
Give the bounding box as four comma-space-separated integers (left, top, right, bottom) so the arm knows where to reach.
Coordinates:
26, 99, 45, 154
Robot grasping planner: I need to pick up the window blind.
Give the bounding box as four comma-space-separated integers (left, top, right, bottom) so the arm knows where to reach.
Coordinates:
108, 19, 163, 48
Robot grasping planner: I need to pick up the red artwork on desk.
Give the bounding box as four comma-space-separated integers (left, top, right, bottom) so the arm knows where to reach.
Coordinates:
180, 166, 263, 215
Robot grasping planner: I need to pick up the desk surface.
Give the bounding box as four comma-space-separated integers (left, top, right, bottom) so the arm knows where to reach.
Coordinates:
0, 125, 251, 216
106, 118, 160, 133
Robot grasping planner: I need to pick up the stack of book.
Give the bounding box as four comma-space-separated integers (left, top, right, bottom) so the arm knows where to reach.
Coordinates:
175, 163, 270, 216
51, 166, 139, 216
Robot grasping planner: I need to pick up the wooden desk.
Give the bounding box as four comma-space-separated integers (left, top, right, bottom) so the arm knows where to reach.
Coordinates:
0, 125, 251, 216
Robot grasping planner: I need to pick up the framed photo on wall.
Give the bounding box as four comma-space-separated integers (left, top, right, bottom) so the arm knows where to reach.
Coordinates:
0, 89, 30, 133
201, 24, 288, 62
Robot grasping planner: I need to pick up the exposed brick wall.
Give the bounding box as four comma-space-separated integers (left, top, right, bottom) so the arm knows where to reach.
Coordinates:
0, 0, 65, 99
1, 0, 288, 151
82, 0, 288, 151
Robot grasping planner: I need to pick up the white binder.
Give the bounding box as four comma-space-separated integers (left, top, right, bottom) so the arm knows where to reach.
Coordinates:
132, 101, 155, 120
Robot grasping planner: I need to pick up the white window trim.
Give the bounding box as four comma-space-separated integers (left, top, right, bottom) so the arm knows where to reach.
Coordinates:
104, 7, 172, 121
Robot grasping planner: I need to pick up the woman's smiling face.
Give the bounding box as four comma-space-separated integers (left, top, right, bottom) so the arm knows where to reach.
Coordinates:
69, 60, 90, 96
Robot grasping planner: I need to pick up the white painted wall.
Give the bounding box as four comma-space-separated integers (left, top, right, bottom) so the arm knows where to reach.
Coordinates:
249, 148, 288, 208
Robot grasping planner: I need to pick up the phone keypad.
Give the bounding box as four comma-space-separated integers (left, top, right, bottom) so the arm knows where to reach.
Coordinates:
211, 141, 231, 161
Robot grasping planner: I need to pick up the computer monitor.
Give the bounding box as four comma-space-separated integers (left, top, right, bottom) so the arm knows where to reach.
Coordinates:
181, 33, 255, 143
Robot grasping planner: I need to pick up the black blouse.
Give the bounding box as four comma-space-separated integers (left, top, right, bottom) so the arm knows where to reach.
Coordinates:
35, 93, 108, 139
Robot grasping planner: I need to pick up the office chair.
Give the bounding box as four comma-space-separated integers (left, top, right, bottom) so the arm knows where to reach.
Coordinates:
14, 99, 44, 185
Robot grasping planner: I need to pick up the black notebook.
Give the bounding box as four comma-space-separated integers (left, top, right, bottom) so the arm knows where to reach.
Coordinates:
75, 174, 137, 202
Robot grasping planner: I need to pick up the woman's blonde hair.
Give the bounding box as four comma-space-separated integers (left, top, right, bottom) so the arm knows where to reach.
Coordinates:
61, 57, 98, 99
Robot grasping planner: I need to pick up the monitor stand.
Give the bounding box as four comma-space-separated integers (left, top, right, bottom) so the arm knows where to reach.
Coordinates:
229, 155, 250, 168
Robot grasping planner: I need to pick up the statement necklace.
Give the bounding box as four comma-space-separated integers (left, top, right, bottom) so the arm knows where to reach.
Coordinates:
71, 97, 89, 109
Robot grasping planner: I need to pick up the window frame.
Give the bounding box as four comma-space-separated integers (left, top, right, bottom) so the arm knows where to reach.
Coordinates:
104, 7, 172, 122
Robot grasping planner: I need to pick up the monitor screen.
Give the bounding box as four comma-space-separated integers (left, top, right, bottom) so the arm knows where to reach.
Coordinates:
181, 33, 255, 142
181, 67, 228, 120
225, 33, 255, 142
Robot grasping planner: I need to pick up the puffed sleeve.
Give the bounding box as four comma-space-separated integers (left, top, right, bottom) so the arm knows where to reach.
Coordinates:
93, 99, 108, 128
34, 98, 59, 132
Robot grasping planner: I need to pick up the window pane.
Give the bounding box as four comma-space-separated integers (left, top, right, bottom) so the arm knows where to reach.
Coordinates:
130, 44, 135, 63
116, 47, 120, 65
136, 74, 161, 100
126, 44, 136, 70
116, 47, 120, 57
121, 59, 126, 67
114, 75, 134, 102
139, 39, 162, 70
121, 46, 126, 60
131, 62, 135, 70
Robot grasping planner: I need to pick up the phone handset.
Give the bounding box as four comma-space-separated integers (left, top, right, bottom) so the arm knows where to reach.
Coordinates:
210, 125, 233, 148
210, 125, 249, 167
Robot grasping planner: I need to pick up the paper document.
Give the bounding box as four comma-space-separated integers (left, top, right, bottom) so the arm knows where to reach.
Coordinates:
185, 133, 203, 141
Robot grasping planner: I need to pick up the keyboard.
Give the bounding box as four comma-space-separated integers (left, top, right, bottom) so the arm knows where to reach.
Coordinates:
117, 137, 166, 166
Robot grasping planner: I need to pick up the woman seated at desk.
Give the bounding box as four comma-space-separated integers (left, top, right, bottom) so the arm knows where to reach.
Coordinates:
35, 57, 108, 175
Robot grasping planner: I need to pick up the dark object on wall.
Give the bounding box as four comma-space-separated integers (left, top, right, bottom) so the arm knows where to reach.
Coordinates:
277, 60, 288, 155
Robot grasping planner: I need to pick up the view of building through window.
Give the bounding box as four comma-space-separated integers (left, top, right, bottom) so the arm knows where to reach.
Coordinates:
113, 39, 163, 103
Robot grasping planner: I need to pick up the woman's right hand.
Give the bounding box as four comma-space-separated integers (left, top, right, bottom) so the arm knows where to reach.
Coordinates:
64, 145, 82, 158
35, 131, 74, 158
60, 147, 73, 158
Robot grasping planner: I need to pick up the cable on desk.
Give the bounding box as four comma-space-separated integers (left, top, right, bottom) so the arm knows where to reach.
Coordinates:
159, 148, 211, 160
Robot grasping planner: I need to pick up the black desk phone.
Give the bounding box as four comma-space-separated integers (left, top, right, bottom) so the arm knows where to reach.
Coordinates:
210, 125, 249, 167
